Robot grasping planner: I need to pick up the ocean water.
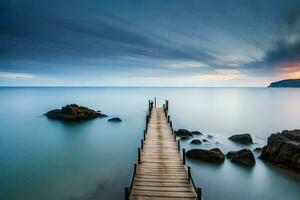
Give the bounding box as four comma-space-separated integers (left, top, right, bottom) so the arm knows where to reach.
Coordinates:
0, 87, 300, 200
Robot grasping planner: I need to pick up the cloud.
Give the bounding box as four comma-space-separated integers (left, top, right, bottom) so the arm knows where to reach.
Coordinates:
0, 71, 37, 79
187, 69, 244, 81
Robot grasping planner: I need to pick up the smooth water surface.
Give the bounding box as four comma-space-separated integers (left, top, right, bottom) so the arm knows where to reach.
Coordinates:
0, 87, 300, 200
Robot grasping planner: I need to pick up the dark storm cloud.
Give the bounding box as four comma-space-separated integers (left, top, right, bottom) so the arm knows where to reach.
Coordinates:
245, 9, 300, 73
0, 0, 212, 73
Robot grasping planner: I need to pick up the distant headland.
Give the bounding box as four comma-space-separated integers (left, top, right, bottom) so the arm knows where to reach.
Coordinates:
268, 79, 300, 88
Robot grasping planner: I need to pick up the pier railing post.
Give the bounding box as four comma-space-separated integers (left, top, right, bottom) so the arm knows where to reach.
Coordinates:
143, 130, 146, 140
183, 148, 186, 165
167, 115, 170, 122
125, 187, 129, 200
141, 140, 144, 149
166, 99, 169, 111
188, 166, 191, 180
197, 187, 202, 200
170, 121, 172, 128
138, 148, 141, 164
177, 140, 180, 151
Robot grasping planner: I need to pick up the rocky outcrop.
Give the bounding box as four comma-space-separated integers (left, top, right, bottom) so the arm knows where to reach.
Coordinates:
45, 104, 106, 121
229, 134, 253, 144
191, 131, 203, 135
227, 149, 255, 166
108, 117, 122, 122
190, 139, 202, 144
260, 130, 300, 171
186, 148, 225, 163
175, 129, 193, 138
268, 79, 300, 88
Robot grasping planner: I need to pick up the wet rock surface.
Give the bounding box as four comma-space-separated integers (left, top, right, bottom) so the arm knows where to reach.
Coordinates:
227, 149, 255, 166
175, 129, 193, 138
186, 148, 225, 163
108, 117, 122, 122
190, 139, 202, 144
260, 130, 300, 171
229, 133, 253, 144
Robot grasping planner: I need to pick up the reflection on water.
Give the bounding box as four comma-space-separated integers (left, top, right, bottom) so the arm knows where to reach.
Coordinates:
0, 87, 300, 200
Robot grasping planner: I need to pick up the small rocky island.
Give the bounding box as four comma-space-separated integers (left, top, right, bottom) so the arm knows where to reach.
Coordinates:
268, 79, 300, 87
260, 130, 300, 171
45, 104, 107, 121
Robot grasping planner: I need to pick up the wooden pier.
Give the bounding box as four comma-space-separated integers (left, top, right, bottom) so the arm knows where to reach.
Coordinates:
125, 100, 202, 200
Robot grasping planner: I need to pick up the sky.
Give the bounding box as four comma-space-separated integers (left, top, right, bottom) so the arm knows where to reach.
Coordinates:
1, 0, 300, 87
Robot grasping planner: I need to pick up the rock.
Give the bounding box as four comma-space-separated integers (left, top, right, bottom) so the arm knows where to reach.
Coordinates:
253, 147, 262, 152
175, 129, 193, 138
108, 117, 122, 122
180, 136, 190, 140
191, 131, 203, 135
260, 130, 300, 171
190, 139, 202, 144
226, 149, 255, 166
202, 139, 209, 143
186, 148, 225, 163
207, 134, 213, 138
229, 134, 253, 144
45, 104, 106, 121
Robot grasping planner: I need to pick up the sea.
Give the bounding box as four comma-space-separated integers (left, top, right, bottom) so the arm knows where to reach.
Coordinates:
0, 87, 300, 200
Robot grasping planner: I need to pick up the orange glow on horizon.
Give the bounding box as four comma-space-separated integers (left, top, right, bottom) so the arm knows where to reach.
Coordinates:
279, 61, 300, 79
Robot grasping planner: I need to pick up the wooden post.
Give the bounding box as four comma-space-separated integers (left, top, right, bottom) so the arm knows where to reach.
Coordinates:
125, 187, 129, 200
154, 97, 156, 107
143, 130, 146, 140
183, 148, 186, 165
188, 166, 191, 180
177, 140, 180, 151
170, 121, 172, 128
146, 115, 149, 124
166, 99, 169, 111
138, 148, 141, 164
141, 140, 144, 149
167, 115, 170, 122
197, 188, 202, 200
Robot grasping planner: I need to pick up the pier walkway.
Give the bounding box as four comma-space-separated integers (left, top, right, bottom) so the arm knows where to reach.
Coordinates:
125, 100, 202, 200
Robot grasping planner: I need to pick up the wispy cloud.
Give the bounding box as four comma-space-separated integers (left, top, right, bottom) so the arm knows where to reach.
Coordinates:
0, 71, 37, 79
187, 69, 244, 81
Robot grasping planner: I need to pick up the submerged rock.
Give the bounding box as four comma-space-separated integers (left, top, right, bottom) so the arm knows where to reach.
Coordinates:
186, 148, 225, 163
108, 117, 122, 122
253, 147, 262, 152
229, 133, 253, 144
227, 149, 255, 166
190, 139, 202, 144
45, 104, 106, 121
175, 129, 193, 138
207, 134, 214, 138
191, 131, 203, 135
260, 130, 300, 171
202, 139, 209, 143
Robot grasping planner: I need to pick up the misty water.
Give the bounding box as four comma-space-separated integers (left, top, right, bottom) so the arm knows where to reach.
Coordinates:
0, 87, 300, 200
